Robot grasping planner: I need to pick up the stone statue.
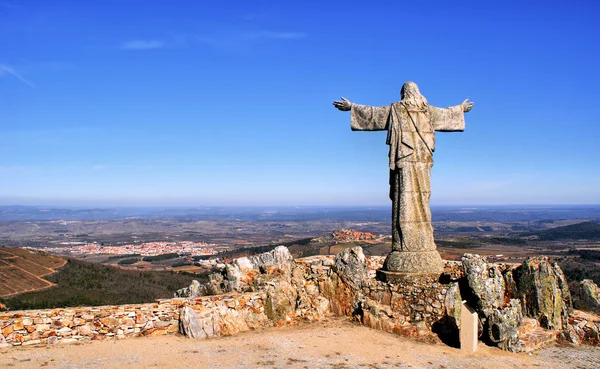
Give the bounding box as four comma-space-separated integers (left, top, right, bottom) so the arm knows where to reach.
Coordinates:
333, 82, 474, 274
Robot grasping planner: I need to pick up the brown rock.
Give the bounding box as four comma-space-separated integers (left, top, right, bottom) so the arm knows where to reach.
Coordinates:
100, 317, 119, 327
36, 324, 50, 332
12, 321, 24, 331
77, 325, 92, 336
2, 325, 13, 337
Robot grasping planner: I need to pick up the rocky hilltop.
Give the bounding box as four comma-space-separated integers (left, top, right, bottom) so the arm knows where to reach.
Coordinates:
1, 246, 599, 353
176, 246, 600, 351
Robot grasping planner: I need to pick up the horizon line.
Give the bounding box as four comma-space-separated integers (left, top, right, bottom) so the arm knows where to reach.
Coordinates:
1, 204, 600, 209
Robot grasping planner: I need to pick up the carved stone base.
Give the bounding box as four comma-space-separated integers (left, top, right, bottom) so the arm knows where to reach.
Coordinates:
381, 250, 444, 274
376, 269, 442, 284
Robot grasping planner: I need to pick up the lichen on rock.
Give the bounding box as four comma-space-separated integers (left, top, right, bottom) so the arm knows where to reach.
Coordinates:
331, 246, 368, 290
571, 279, 600, 315
461, 253, 505, 318
486, 299, 524, 352
512, 257, 572, 330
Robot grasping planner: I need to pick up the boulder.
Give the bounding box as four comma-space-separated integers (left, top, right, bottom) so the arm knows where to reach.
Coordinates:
572, 279, 600, 314
512, 257, 572, 329
461, 254, 526, 350
175, 280, 208, 298
179, 306, 223, 339
461, 254, 505, 318
179, 306, 203, 339
486, 299, 524, 352
331, 247, 368, 290
247, 246, 293, 272
264, 280, 297, 325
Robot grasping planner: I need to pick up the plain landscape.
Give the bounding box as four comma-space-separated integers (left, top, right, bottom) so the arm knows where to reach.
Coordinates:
1, 205, 599, 310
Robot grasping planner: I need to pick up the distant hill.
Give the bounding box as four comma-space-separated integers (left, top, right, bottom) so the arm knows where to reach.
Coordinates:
522, 221, 600, 240
0, 247, 66, 298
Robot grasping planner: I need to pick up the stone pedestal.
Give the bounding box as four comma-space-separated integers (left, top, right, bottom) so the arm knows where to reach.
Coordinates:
382, 250, 444, 274
376, 269, 441, 285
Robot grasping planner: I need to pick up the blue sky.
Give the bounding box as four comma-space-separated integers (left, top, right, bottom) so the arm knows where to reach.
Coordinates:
1, 0, 599, 206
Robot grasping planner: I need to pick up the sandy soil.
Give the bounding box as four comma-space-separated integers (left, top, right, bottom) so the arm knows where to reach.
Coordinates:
1, 318, 598, 369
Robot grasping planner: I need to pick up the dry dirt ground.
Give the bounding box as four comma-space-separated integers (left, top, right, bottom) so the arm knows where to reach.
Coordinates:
1, 318, 598, 369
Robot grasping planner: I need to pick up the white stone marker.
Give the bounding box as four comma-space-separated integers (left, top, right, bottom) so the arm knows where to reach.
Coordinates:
460, 300, 478, 353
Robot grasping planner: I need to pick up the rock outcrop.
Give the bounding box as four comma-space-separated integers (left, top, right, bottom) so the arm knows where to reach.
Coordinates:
460, 254, 575, 351
512, 257, 572, 330
461, 254, 523, 351
331, 246, 368, 290
563, 310, 600, 345
572, 279, 600, 314
461, 253, 505, 317
486, 299, 523, 351
175, 280, 207, 298
175, 246, 294, 297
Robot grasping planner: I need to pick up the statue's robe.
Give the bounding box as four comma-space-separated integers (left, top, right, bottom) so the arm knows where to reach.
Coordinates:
350, 102, 465, 270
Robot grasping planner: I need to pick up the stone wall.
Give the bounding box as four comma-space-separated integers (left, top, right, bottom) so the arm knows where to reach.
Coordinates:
1, 246, 597, 351
0, 299, 181, 347
0, 249, 454, 348
0, 294, 275, 347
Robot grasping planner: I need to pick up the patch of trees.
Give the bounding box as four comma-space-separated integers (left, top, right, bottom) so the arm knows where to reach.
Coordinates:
559, 258, 600, 286
117, 258, 139, 265
141, 253, 179, 262
281, 237, 313, 246
0, 258, 209, 310
567, 249, 600, 261
108, 254, 140, 260
489, 237, 527, 245
172, 261, 193, 268
435, 240, 480, 249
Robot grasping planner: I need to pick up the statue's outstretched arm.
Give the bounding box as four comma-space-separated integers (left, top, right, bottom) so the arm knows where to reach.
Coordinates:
333, 96, 390, 131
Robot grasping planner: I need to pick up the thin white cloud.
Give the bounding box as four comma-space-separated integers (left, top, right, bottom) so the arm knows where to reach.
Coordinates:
120, 40, 165, 50
0, 64, 36, 89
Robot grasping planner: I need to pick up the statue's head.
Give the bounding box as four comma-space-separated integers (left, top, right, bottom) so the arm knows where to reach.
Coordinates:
400, 81, 428, 108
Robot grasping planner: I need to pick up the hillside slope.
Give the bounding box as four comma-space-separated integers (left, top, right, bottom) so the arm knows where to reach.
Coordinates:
523, 221, 600, 240
0, 247, 66, 297
0, 258, 207, 310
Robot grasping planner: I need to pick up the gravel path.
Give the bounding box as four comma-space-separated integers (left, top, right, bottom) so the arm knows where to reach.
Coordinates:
1, 318, 598, 369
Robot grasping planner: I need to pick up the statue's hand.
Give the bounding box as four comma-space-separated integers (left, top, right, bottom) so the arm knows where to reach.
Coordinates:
333, 97, 352, 111
461, 99, 474, 112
